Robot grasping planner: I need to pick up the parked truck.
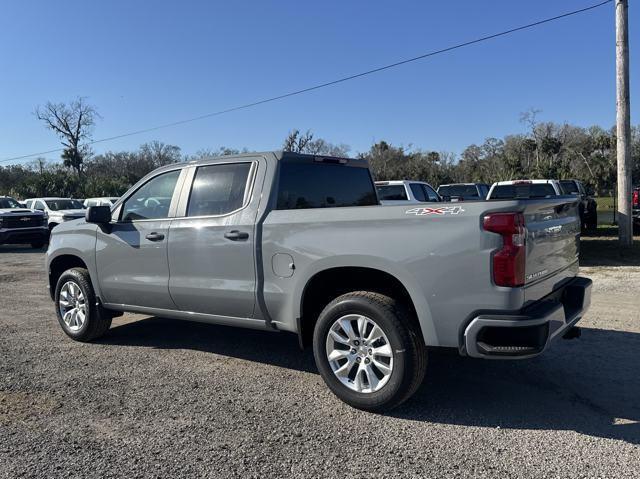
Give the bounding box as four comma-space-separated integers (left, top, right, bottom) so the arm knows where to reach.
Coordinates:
0, 196, 49, 248
46, 151, 591, 411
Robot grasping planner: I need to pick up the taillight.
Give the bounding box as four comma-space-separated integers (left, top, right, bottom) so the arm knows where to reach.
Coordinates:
483, 212, 526, 287
633, 190, 639, 207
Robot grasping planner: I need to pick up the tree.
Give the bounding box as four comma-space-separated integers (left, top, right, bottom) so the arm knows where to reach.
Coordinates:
282, 129, 350, 157
35, 98, 99, 177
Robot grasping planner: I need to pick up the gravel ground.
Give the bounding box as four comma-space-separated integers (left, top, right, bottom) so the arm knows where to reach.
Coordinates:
1, 245, 639, 478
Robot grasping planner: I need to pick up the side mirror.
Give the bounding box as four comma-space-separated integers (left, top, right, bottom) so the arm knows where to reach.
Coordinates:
85, 205, 111, 225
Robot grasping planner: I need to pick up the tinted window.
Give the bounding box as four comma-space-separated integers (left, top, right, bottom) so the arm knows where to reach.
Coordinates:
478, 184, 489, 198
410, 184, 427, 202
45, 199, 84, 211
121, 170, 181, 221
560, 180, 579, 194
422, 184, 440, 202
438, 184, 480, 199
277, 162, 377, 209
0, 197, 21, 208
187, 162, 252, 217
34, 201, 46, 211
490, 183, 558, 199
376, 185, 408, 201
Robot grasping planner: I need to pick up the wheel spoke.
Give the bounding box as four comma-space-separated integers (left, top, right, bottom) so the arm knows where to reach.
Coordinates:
356, 315, 367, 339
373, 343, 392, 358
334, 357, 355, 378
63, 309, 74, 327
329, 329, 350, 346
327, 348, 350, 362
364, 364, 380, 391
353, 365, 364, 392
366, 325, 384, 344
372, 358, 392, 375
339, 318, 357, 342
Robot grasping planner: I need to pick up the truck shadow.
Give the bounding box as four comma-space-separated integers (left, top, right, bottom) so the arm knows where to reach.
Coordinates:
101, 318, 640, 445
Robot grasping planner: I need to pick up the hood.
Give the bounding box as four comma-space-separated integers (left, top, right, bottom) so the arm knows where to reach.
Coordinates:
49, 209, 85, 217
0, 208, 43, 215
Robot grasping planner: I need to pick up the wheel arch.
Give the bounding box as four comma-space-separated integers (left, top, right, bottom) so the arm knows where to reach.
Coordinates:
296, 262, 437, 349
48, 254, 93, 300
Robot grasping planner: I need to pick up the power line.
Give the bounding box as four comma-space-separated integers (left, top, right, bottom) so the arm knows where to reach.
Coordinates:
1, 0, 612, 164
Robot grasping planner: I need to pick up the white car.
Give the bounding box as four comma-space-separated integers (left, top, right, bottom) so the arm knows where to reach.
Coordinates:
83, 197, 120, 208
375, 180, 441, 205
24, 197, 86, 230
486, 180, 566, 200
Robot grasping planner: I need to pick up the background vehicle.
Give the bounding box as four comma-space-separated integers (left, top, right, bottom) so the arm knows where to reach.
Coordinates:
46, 151, 590, 411
0, 196, 49, 248
487, 179, 565, 200
633, 186, 639, 230
437, 183, 489, 201
558, 180, 598, 231
24, 197, 85, 230
83, 197, 120, 208
375, 180, 441, 205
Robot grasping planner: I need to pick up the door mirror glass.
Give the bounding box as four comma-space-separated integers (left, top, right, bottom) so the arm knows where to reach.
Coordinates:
85, 206, 112, 225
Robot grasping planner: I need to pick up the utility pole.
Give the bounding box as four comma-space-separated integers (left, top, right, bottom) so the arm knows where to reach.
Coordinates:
616, 0, 632, 246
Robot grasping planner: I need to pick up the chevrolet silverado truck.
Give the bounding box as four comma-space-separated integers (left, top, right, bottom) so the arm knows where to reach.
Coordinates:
0, 196, 49, 248
46, 151, 591, 411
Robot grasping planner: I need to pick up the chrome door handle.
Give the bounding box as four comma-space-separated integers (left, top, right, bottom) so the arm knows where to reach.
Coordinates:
145, 232, 165, 241
224, 230, 249, 241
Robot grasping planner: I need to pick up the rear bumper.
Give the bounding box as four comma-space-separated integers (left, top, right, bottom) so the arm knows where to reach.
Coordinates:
0, 227, 49, 245
463, 276, 591, 359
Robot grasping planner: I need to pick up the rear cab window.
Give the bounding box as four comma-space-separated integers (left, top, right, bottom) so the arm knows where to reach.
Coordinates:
490, 183, 558, 199
376, 185, 408, 201
277, 157, 377, 210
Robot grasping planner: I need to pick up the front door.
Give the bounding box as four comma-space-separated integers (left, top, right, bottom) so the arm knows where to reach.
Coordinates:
168, 160, 259, 318
96, 168, 183, 310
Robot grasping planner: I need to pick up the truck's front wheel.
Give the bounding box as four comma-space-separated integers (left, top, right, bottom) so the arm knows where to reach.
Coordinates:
55, 268, 112, 342
313, 291, 427, 412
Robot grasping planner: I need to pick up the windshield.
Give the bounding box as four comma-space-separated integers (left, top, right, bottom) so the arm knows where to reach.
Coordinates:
376, 185, 408, 201
45, 199, 84, 211
559, 181, 579, 194
0, 197, 21, 209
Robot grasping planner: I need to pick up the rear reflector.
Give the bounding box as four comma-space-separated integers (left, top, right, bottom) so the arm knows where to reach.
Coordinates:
483, 212, 526, 287
633, 190, 639, 208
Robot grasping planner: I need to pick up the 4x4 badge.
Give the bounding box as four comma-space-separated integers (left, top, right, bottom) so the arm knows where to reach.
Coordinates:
405, 206, 465, 216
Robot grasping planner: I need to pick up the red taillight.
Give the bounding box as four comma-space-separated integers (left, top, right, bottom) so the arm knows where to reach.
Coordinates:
483, 212, 526, 287
633, 190, 639, 207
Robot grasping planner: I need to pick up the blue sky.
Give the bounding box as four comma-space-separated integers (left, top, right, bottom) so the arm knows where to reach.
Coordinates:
0, 0, 636, 164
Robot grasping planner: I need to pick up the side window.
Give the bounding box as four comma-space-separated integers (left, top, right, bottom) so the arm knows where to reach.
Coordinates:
410, 183, 427, 202
86, 200, 96, 207
34, 200, 46, 211
120, 170, 181, 221
422, 184, 440, 202
187, 162, 252, 217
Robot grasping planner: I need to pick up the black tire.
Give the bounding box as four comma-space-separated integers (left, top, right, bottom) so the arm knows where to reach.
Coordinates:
313, 291, 427, 412
54, 267, 112, 342
30, 242, 45, 249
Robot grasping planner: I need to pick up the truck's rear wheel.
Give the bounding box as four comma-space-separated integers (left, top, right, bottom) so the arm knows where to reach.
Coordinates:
313, 291, 427, 412
54, 268, 112, 342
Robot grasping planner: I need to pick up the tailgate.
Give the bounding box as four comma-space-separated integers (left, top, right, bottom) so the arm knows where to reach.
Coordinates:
523, 197, 580, 303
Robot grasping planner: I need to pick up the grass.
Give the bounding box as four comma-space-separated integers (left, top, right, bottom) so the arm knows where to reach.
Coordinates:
580, 225, 640, 267
594, 196, 615, 212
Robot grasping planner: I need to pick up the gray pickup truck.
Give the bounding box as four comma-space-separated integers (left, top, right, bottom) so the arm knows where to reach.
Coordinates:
46, 151, 591, 411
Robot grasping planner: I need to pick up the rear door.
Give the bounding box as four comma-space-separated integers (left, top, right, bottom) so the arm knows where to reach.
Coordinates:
167, 160, 261, 318
96, 168, 185, 310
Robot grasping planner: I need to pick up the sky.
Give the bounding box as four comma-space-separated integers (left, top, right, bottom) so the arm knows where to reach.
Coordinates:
0, 0, 637, 164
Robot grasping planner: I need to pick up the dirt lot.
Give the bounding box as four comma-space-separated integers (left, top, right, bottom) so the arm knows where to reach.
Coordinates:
1, 241, 639, 478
